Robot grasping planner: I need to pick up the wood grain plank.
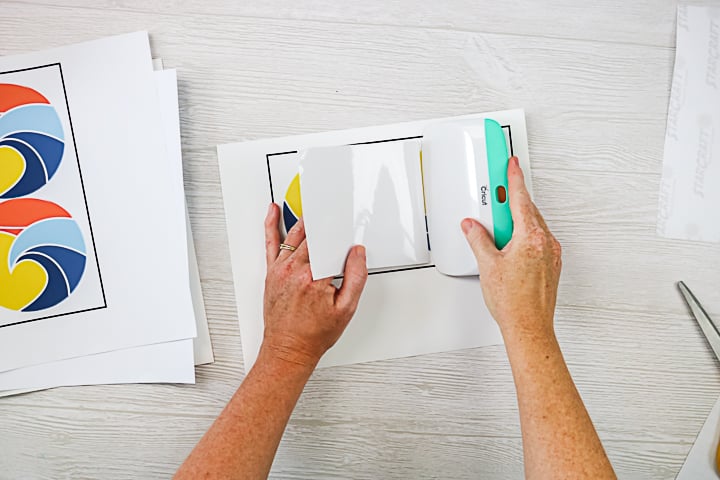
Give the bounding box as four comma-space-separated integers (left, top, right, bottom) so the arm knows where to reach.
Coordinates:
0, 1, 717, 479
3, 3, 674, 175
1, 305, 717, 478
10, 0, 720, 48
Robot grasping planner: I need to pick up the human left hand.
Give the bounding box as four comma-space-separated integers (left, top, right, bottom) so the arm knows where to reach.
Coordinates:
261, 203, 368, 367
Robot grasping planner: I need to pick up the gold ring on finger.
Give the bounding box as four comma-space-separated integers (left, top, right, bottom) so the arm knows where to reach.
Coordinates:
279, 243, 297, 252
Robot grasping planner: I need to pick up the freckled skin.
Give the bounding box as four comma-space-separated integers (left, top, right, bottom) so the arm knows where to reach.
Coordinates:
175, 210, 368, 480
462, 157, 615, 479
176, 158, 615, 480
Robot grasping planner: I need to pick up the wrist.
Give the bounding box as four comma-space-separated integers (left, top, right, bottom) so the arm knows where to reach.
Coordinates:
258, 338, 322, 372
499, 319, 557, 350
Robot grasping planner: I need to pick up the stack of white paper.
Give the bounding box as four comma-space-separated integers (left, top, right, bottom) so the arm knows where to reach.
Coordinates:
0, 32, 212, 396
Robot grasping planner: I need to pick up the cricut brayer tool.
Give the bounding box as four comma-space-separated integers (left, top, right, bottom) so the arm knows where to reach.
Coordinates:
421, 118, 513, 276
297, 115, 516, 279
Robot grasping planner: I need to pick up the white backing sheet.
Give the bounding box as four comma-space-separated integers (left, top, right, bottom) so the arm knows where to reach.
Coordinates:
299, 141, 430, 280
658, 5, 720, 243
218, 109, 530, 371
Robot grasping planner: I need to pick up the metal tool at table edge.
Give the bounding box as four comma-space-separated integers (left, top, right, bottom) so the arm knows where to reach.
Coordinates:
678, 281, 720, 474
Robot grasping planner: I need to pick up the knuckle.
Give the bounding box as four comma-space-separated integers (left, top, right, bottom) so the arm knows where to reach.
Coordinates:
335, 302, 348, 316
278, 261, 294, 278
288, 221, 303, 236
519, 203, 536, 221
526, 227, 546, 250
551, 237, 562, 258
337, 302, 354, 318
523, 226, 562, 260
298, 268, 313, 285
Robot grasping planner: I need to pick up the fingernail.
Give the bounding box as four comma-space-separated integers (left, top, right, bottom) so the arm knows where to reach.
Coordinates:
511, 156, 519, 167
355, 245, 366, 258
267, 203, 274, 215
461, 218, 474, 234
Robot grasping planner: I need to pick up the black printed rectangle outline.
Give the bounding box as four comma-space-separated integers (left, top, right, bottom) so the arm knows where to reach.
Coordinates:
0, 63, 107, 329
265, 125, 514, 277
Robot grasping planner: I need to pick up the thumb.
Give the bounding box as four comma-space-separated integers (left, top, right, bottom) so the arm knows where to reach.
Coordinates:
461, 218, 498, 269
336, 245, 368, 313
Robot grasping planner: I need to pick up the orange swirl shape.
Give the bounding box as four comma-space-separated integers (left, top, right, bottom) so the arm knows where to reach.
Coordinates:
0, 84, 65, 199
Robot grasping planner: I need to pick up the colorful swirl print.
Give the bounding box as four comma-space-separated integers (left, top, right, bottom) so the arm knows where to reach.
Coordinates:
0, 84, 65, 199
0, 198, 86, 312
282, 173, 302, 232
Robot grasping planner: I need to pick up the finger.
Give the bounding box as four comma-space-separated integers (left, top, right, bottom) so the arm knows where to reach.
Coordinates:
508, 157, 549, 231
506, 156, 534, 229
292, 238, 310, 264
278, 217, 306, 261
335, 245, 368, 314
461, 218, 498, 269
264, 203, 281, 267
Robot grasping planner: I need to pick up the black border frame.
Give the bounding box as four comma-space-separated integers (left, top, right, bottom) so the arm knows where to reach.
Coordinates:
0, 63, 107, 328
265, 125, 514, 277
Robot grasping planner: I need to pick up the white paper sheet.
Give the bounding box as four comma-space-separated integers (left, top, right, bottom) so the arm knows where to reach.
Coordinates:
677, 394, 720, 479
0, 32, 196, 372
187, 205, 214, 366
658, 5, 720, 243
152, 65, 213, 365
0, 340, 194, 394
299, 141, 430, 279
152, 58, 212, 364
0, 69, 212, 395
218, 109, 530, 371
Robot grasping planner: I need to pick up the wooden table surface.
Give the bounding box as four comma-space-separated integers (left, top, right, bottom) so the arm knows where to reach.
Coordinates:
2, 1, 720, 478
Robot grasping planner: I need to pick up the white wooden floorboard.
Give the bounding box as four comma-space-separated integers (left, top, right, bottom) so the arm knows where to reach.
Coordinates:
1, 1, 720, 479
12, 0, 720, 47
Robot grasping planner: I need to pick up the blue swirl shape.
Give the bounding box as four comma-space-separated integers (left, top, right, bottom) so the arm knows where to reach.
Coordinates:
0, 104, 65, 199
9, 218, 87, 312
0, 104, 64, 140
282, 202, 298, 231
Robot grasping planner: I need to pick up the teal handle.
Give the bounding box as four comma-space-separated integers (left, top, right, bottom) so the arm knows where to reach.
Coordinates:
484, 119, 513, 249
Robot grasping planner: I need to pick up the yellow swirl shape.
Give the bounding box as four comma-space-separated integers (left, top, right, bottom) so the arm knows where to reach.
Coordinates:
0, 146, 25, 197
0, 231, 47, 310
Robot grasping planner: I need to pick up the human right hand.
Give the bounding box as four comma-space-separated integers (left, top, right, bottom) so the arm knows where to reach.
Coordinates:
461, 156, 562, 339
461, 159, 616, 480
